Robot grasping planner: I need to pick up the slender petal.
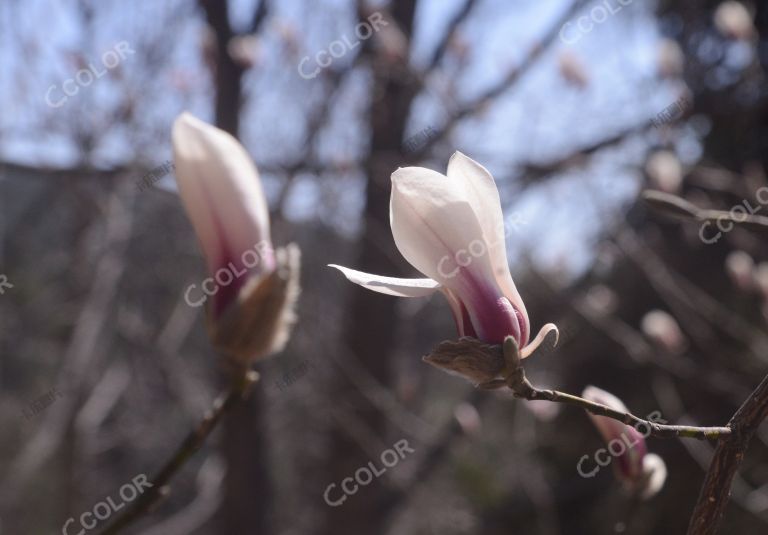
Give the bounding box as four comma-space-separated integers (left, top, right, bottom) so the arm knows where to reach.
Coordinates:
328, 264, 440, 297
520, 323, 559, 359
446, 152, 507, 277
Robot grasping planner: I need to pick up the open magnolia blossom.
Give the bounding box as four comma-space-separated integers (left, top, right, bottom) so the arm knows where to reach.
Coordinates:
330, 151, 556, 357
172, 112, 299, 364
582, 386, 667, 499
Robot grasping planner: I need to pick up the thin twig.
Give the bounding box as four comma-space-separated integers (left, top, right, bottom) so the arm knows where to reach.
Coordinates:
97, 370, 259, 535
514, 387, 730, 440
642, 190, 768, 236
410, 0, 593, 161
498, 336, 730, 440
424, 0, 479, 72
424, 337, 732, 441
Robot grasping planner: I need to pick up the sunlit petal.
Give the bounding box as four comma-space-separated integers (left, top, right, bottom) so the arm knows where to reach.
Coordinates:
329, 264, 440, 297
173, 112, 274, 317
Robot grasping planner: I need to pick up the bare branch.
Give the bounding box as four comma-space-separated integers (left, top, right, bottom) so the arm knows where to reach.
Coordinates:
687, 373, 768, 534
97, 371, 259, 535
425, 0, 479, 72
425, 337, 733, 441
411, 0, 592, 160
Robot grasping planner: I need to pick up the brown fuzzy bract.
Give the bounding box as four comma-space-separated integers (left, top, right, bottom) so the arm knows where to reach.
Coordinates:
209, 243, 301, 368
423, 337, 504, 386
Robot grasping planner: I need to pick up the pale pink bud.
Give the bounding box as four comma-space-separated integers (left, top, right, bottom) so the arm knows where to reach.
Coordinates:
657, 38, 685, 79
585, 284, 618, 315
454, 402, 482, 435
725, 250, 754, 292
227, 35, 261, 69
172, 113, 298, 364
173, 112, 274, 319
641, 310, 687, 355
714, 2, 755, 41
558, 51, 589, 89
645, 151, 683, 194
582, 386, 667, 499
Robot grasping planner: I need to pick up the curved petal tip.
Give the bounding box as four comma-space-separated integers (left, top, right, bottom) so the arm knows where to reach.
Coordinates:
520, 323, 559, 359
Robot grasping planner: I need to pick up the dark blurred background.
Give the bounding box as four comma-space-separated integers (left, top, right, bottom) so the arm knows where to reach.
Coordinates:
2, 0, 768, 534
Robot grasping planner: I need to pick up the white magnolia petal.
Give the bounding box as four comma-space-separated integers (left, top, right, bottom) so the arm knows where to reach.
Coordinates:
389, 166, 497, 287
640, 453, 667, 499
447, 152, 529, 342
329, 264, 440, 297
172, 112, 272, 275
520, 323, 559, 359
447, 151, 508, 273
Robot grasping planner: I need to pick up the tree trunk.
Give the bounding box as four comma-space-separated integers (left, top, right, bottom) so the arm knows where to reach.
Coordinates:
199, 1, 272, 534
321, 3, 418, 534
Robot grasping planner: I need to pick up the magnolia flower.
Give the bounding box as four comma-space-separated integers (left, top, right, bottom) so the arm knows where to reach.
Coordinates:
330, 152, 555, 357
582, 386, 667, 499
172, 112, 299, 364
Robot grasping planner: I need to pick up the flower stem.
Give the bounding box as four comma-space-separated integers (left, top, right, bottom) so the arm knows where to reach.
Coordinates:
97, 370, 259, 535
499, 337, 731, 441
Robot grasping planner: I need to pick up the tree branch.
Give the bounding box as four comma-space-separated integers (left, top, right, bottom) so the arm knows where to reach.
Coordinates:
500, 337, 731, 440
97, 371, 259, 535
411, 0, 592, 160
687, 373, 768, 535
424, 337, 732, 441
425, 334, 768, 533
425, 0, 479, 72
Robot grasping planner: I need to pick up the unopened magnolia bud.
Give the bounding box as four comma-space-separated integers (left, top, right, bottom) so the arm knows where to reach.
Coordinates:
714, 1, 755, 41
641, 310, 687, 355
558, 51, 589, 89
582, 386, 667, 499
210, 244, 300, 368
228, 35, 261, 68
657, 38, 684, 78
454, 402, 482, 435
645, 151, 683, 194
725, 250, 754, 292
585, 284, 618, 314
